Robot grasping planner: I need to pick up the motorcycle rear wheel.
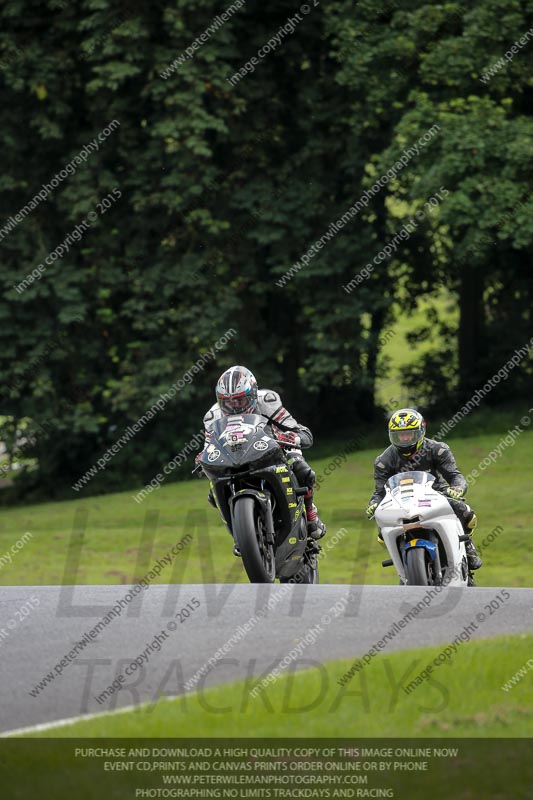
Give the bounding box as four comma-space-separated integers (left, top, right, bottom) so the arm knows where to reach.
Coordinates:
233, 496, 275, 583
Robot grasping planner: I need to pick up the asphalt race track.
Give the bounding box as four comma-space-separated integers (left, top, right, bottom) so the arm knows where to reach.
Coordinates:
2, 583, 533, 734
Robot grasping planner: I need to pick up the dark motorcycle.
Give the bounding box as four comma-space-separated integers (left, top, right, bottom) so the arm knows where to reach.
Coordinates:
196, 413, 320, 584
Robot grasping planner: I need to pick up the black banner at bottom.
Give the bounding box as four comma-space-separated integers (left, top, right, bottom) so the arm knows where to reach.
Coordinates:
1, 738, 531, 799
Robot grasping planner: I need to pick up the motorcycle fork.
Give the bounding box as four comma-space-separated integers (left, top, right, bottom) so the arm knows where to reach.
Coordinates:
262, 484, 276, 546
229, 482, 276, 547
427, 531, 443, 584
401, 531, 443, 585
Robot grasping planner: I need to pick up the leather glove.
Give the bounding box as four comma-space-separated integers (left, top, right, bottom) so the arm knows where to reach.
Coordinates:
446, 487, 464, 500
366, 502, 378, 520
194, 451, 203, 465
275, 430, 301, 448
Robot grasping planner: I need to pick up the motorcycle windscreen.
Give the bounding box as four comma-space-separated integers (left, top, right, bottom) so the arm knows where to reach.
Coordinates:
386, 471, 437, 491
211, 413, 264, 438
208, 414, 282, 467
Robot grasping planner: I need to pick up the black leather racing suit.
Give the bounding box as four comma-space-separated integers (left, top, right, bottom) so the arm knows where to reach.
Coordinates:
368, 438, 476, 532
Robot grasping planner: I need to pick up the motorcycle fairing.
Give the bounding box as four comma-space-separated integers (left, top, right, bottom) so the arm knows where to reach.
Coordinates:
405, 538, 437, 560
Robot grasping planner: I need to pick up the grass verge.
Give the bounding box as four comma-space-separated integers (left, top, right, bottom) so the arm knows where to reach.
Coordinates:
0, 429, 531, 587
25, 632, 533, 738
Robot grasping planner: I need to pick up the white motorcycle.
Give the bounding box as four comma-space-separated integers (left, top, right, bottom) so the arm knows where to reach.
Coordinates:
374, 471, 473, 587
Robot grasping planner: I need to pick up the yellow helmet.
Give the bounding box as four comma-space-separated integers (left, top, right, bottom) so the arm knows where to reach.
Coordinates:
388, 408, 426, 458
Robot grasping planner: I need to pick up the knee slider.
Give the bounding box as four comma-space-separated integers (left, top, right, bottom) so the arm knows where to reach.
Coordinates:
292, 463, 315, 489
291, 458, 311, 484
304, 466, 316, 488
467, 512, 477, 531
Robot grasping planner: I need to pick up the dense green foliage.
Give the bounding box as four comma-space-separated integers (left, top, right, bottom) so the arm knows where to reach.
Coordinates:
0, 0, 531, 498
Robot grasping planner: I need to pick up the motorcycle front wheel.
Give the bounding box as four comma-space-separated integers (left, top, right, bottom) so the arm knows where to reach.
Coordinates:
233, 496, 275, 583
405, 547, 433, 586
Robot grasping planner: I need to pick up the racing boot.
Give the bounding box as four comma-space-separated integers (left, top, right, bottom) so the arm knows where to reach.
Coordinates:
306, 503, 326, 540
465, 536, 482, 570
464, 512, 482, 570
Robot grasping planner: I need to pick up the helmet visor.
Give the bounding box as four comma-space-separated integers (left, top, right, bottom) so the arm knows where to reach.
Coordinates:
219, 393, 255, 414
389, 428, 423, 448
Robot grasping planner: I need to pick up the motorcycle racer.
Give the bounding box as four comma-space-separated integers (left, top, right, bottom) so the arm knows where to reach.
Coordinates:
365, 408, 482, 571
198, 366, 326, 552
